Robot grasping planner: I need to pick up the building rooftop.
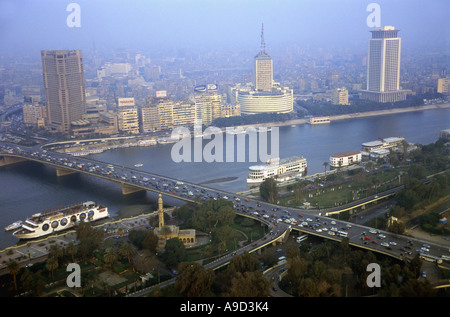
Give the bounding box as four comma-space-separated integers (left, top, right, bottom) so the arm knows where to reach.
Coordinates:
331, 151, 361, 158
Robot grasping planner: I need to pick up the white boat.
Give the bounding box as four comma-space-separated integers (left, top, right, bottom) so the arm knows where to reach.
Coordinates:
247, 156, 307, 184
157, 136, 179, 144
12, 201, 109, 240
5, 221, 23, 231
225, 127, 247, 135
309, 116, 330, 125
134, 163, 143, 168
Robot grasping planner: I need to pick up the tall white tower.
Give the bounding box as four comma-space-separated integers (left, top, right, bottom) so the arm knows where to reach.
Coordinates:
254, 23, 273, 92
367, 26, 401, 93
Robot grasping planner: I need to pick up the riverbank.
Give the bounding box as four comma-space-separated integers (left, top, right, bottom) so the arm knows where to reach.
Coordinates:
236, 102, 450, 129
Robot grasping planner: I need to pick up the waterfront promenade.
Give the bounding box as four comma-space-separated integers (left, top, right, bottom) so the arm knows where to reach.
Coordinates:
239, 102, 450, 129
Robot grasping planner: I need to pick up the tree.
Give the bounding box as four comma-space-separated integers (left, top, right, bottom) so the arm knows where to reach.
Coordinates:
228, 271, 271, 297
175, 262, 215, 297
104, 247, 118, 269
160, 238, 187, 269
7, 259, 20, 295
323, 161, 328, 178
228, 251, 261, 274
191, 199, 234, 231
45, 256, 59, 282
75, 221, 103, 262
259, 177, 278, 203
142, 230, 158, 252
66, 242, 77, 263
119, 241, 137, 266
20, 269, 46, 296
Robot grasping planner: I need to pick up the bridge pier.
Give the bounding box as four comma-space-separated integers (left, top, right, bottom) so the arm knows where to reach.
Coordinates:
55, 167, 78, 177
121, 183, 145, 195
0, 156, 27, 167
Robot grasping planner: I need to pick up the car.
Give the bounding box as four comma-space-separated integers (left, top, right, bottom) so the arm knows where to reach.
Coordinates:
389, 241, 397, 246
381, 242, 389, 247
364, 236, 371, 240
371, 240, 377, 244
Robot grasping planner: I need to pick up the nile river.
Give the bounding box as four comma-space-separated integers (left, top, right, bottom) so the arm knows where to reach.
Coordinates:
0, 108, 449, 249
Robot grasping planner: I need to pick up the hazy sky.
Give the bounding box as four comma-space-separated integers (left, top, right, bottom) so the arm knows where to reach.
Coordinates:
0, 0, 448, 56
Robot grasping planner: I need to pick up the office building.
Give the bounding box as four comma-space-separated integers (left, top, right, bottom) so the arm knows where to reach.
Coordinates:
332, 87, 349, 105
117, 97, 139, 134
360, 26, 408, 103
437, 77, 449, 94
22, 102, 47, 128
193, 87, 221, 125
41, 50, 86, 134
173, 101, 196, 127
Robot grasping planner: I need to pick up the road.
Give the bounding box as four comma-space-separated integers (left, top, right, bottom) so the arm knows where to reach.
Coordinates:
1, 141, 450, 297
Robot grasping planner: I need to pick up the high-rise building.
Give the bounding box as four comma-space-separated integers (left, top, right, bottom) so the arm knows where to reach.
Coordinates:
230, 24, 293, 115
41, 50, 86, 133
437, 77, 449, 94
117, 98, 139, 134
360, 26, 408, 103
332, 87, 349, 105
22, 102, 47, 128
193, 89, 221, 125
254, 24, 273, 92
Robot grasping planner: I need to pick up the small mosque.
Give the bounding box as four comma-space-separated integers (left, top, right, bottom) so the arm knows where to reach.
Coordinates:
153, 194, 196, 249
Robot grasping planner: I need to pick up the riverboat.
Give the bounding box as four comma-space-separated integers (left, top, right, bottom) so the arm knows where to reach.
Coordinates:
12, 201, 109, 239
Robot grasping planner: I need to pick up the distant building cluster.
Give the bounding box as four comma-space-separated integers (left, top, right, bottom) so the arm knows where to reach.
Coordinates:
23, 51, 242, 137
9, 24, 447, 137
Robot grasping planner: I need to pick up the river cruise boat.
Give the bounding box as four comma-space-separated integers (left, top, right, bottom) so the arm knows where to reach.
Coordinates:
247, 156, 307, 184
309, 116, 330, 125
12, 201, 109, 240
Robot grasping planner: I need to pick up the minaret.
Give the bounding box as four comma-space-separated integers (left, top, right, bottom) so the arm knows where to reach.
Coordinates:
158, 194, 164, 228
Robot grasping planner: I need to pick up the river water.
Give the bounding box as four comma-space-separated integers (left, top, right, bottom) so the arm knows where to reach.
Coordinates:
0, 108, 449, 249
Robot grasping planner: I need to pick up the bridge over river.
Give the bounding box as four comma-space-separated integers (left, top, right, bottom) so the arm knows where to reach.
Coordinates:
1, 141, 449, 283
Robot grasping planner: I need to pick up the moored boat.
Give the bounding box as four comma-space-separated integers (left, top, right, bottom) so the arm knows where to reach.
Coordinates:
12, 201, 109, 240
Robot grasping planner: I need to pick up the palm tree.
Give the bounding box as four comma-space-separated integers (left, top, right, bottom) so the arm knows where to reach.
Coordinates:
45, 256, 59, 282
66, 242, 77, 263
7, 259, 20, 295
119, 241, 136, 266
104, 247, 118, 269
323, 162, 328, 178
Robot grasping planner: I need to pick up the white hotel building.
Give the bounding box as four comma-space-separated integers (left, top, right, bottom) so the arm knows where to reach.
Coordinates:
330, 152, 362, 168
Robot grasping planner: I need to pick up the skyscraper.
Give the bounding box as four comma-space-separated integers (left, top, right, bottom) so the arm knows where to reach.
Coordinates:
361, 26, 408, 103
254, 24, 273, 92
229, 24, 293, 115
41, 50, 86, 134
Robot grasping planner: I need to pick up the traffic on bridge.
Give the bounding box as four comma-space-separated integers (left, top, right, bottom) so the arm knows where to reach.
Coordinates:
1, 141, 449, 274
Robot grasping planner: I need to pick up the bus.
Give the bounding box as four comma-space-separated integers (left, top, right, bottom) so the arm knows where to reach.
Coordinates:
296, 234, 308, 243
277, 256, 287, 265
440, 255, 450, 262
420, 254, 443, 264
338, 231, 348, 238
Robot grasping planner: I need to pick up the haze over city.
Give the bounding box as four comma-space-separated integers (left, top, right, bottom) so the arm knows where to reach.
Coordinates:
0, 0, 449, 301
0, 0, 448, 56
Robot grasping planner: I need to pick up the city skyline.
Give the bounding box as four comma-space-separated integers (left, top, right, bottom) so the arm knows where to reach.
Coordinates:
0, 0, 448, 57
